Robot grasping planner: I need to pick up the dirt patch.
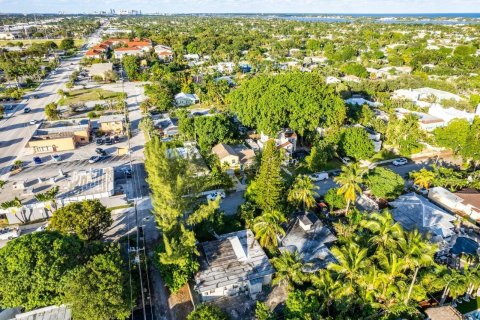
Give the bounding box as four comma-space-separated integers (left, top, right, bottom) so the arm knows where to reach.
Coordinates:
169, 284, 194, 320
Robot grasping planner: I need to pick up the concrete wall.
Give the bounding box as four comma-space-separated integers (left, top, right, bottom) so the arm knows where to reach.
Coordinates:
100, 121, 123, 134
28, 137, 76, 153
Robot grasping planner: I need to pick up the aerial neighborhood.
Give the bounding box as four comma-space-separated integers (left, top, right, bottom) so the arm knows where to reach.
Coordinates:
0, 9, 480, 320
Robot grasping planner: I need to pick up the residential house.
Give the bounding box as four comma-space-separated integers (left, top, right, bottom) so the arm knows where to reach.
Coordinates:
214, 62, 235, 74
0, 305, 72, 320
114, 47, 143, 59
212, 143, 256, 171
395, 108, 445, 132
428, 187, 480, 222
174, 92, 199, 107
258, 129, 298, 155
98, 114, 124, 134
212, 143, 239, 168
389, 193, 456, 240
167, 142, 209, 176
154, 45, 173, 61
88, 62, 113, 80
279, 213, 337, 272
194, 229, 275, 302
326, 76, 341, 84
85, 49, 104, 59
345, 97, 383, 108
153, 114, 178, 138
27, 119, 91, 154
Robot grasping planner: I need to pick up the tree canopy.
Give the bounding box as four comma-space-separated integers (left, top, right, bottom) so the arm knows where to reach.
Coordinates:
229, 72, 346, 136
365, 167, 405, 200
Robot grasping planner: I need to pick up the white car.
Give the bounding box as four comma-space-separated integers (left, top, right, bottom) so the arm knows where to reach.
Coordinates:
308, 172, 329, 181
206, 191, 226, 201
88, 156, 101, 164
0, 227, 20, 240
393, 158, 408, 166
29, 119, 37, 125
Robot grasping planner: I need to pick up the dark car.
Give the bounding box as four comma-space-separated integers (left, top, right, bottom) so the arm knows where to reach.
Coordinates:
32, 95, 39, 99
33, 156, 42, 165
121, 167, 132, 178
105, 137, 112, 145
95, 148, 107, 156
96, 138, 104, 145
24, 107, 31, 113
113, 136, 120, 143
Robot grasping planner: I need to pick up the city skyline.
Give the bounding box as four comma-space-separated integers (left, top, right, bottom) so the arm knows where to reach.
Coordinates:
1, 0, 480, 14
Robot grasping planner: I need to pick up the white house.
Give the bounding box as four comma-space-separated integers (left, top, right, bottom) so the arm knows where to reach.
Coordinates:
174, 92, 199, 107
390, 193, 456, 239
154, 45, 173, 61
395, 108, 445, 132
428, 187, 480, 222
345, 97, 383, 108
258, 129, 298, 155
194, 230, 274, 302
113, 47, 143, 59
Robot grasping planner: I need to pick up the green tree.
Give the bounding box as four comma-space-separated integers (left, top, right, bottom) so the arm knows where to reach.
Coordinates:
0, 231, 84, 310
253, 210, 286, 250
229, 72, 346, 136
255, 301, 274, 320
287, 175, 319, 212
253, 140, 284, 211
324, 187, 347, 211
271, 250, 307, 289
45, 102, 60, 120
186, 304, 229, 320
59, 38, 75, 50
194, 114, 237, 151
334, 164, 364, 214
49, 200, 112, 241
122, 55, 140, 80
340, 127, 375, 160
341, 63, 369, 78
304, 141, 329, 172
63, 245, 131, 320
410, 168, 435, 189
34, 185, 59, 214
364, 167, 404, 200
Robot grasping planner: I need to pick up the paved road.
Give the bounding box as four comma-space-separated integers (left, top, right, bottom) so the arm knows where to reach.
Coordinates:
0, 30, 103, 179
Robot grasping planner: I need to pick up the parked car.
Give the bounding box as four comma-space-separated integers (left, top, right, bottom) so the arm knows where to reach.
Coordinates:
33, 156, 42, 165
316, 202, 330, 215
0, 228, 20, 240
121, 167, 132, 178
88, 156, 101, 164
393, 158, 408, 166
330, 170, 341, 177
95, 148, 107, 156
206, 191, 226, 201
51, 154, 62, 162
32, 94, 39, 99
23, 107, 31, 113
308, 172, 329, 181
34, 223, 48, 232
113, 136, 120, 143
105, 137, 112, 145
340, 156, 352, 165
96, 138, 104, 145
29, 119, 37, 125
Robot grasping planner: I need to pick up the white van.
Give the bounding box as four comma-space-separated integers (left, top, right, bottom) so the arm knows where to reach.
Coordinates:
308, 172, 329, 181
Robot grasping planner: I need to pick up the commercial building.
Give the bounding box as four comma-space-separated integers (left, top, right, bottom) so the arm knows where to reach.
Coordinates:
27, 119, 91, 154
88, 62, 114, 80
194, 229, 275, 302
98, 114, 124, 134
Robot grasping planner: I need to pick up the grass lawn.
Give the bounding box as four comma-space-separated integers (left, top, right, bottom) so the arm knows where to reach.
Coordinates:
58, 88, 123, 105
0, 39, 84, 47
294, 158, 343, 175
370, 149, 399, 162
456, 296, 480, 314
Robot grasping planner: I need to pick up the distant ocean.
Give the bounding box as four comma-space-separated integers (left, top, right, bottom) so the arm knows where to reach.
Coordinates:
262, 13, 480, 24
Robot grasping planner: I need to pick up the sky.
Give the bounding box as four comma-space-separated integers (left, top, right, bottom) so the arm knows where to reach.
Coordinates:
1, 0, 480, 14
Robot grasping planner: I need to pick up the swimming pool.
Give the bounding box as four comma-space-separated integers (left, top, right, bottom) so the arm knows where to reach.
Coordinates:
451, 237, 479, 256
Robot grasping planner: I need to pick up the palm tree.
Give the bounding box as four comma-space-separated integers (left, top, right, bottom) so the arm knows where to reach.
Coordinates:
410, 168, 435, 189
309, 269, 344, 315
361, 211, 403, 249
0, 197, 24, 223
375, 252, 407, 299
34, 186, 59, 214
328, 242, 368, 296
252, 210, 287, 250
287, 175, 319, 212
271, 250, 306, 289
399, 229, 437, 304
334, 163, 364, 215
